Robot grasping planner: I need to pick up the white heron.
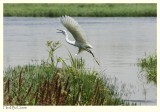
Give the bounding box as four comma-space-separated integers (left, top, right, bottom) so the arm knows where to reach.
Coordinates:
57, 15, 99, 65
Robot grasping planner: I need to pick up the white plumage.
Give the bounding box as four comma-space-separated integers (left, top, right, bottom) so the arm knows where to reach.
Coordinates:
60, 16, 87, 44
57, 15, 99, 65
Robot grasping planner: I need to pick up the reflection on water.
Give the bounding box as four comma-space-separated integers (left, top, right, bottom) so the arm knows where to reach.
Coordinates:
4, 17, 157, 105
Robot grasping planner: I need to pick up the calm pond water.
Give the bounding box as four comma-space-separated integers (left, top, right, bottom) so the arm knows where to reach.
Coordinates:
4, 17, 157, 105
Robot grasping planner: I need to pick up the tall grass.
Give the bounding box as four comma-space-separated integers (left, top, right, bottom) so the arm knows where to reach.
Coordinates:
138, 53, 157, 84
4, 3, 157, 17
3, 41, 134, 105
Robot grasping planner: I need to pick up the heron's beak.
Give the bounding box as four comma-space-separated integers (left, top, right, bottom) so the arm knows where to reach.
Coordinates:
57, 29, 63, 33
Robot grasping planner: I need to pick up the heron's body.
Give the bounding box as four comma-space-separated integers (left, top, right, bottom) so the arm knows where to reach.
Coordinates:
57, 15, 99, 65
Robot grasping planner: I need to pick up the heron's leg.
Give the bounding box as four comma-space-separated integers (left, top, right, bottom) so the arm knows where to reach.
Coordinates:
86, 49, 100, 65
86, 49, 95, 57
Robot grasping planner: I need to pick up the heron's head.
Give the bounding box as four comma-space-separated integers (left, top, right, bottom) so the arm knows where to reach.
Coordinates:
57, 29, 66, 35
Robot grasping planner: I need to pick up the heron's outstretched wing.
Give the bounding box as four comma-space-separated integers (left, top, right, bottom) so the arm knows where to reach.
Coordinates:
60, 16, 87, 44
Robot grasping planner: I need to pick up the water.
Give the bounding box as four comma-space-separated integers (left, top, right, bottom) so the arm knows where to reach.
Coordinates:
3, 17, 157, 105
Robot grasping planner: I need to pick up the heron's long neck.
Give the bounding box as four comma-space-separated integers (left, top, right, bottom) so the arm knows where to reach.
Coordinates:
64, 32, 75, 46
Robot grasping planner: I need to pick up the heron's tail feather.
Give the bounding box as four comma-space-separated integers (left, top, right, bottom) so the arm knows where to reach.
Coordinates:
78, 48, 84, 54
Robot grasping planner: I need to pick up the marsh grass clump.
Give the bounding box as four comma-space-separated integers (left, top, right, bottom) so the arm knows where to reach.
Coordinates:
138, 53, 157, 84
3, 41, 132, 105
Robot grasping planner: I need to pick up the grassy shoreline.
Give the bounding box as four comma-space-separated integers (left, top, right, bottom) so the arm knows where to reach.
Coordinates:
4, 41, 134, 105
4, 41, 156, 105
4, 3, 157, 17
